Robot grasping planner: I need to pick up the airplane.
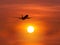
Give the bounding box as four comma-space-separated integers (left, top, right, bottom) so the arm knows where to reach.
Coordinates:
15, 14, 31, 20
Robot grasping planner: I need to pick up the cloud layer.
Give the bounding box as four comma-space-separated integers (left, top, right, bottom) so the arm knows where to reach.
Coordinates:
0, 0, 60, 45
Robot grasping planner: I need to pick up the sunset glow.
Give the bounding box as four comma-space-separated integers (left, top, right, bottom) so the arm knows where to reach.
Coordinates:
0, 0, 60, 45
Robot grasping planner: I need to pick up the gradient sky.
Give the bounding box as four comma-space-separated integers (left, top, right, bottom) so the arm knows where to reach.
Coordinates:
0, 0, 60, 45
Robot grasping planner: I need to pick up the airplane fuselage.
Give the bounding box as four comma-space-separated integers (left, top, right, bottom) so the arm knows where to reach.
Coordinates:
21, 15, 28, 20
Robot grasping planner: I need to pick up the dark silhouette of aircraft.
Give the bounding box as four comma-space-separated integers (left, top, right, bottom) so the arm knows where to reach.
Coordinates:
15, 15, 31, 20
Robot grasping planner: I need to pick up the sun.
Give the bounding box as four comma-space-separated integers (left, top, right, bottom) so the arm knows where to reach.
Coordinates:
27, 26, 34, 33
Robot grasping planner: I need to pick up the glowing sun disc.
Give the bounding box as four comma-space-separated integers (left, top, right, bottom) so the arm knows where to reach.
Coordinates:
27, 26, 34, 33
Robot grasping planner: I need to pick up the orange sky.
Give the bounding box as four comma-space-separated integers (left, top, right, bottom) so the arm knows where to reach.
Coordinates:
0, 0, 60, 45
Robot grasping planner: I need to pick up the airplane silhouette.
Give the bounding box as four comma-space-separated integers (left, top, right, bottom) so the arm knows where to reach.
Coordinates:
15, 15, 31, 20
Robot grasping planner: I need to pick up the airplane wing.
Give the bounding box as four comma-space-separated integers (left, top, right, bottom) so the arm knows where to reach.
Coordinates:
27, 17, 31, 19
13, 17, 22, 19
